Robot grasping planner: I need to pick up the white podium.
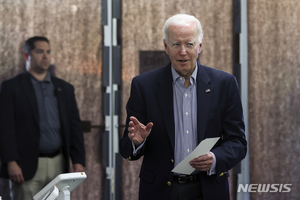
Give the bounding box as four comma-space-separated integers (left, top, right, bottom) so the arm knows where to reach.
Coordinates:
33, 172, 87, 200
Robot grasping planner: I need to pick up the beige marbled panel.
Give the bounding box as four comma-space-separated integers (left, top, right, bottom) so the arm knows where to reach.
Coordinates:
122, 0, 233, 82
248, 0, 300, 199
0, 1, 102, 199
121, 1, 233, 200
72, 129, 102, 199
0, 0, 29, 77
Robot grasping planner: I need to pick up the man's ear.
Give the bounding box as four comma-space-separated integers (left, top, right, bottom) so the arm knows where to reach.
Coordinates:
198, 42, 203, 54
163, 40, 169, 55
23, 52, 30, 61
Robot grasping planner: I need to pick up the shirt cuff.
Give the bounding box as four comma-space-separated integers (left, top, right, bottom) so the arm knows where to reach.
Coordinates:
132, 138, 147, 156
207, 151, 216, 175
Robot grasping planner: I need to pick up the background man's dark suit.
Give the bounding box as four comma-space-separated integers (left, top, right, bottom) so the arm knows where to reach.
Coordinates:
120, 62, 247, 200
0, 72, 85, 181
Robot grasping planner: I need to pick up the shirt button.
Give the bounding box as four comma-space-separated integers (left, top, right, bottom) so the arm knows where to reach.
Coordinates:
187, 149, 190, 153
185, 93, 188, 97
186, 130, 189, 134
171, 159, 174, 163
167, 181, 172, 186
185, 112, 189, 116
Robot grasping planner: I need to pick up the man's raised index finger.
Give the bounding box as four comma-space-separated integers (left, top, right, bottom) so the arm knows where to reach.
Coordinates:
130, 116, 140, 125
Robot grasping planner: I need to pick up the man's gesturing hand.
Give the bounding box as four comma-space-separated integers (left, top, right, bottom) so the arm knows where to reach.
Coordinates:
128, 116, 153, 146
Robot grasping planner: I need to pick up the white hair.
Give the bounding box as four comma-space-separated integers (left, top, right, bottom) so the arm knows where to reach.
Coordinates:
163, 14, 203, 44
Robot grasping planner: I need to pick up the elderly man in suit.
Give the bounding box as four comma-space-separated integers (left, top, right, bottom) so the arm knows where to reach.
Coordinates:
0, 36, 85, 200
120, 14, 247, 200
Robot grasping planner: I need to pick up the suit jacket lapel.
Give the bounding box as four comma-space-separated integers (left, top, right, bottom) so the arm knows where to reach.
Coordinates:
155, 64, 175, 150
51, 77, 66, 129
196, 63, 213, 143
20, 72, 40, 127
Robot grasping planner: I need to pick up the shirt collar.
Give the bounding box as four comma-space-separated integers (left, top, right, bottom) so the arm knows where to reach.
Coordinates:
44, 72, 51, 83
27, 70, 51, 83
171, 63, 198, 85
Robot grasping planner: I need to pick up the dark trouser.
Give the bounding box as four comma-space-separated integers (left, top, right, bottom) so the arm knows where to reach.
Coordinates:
170, 179, 203, 200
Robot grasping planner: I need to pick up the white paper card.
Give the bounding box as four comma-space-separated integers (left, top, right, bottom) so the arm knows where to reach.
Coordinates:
171, 137, 220, 175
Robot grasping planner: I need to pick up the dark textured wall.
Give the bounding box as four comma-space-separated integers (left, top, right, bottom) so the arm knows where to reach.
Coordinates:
248, 0, 300, 199
0, 0, 102, 199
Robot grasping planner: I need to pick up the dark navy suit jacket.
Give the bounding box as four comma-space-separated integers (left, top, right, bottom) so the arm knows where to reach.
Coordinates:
0, 72, 85, 181
120, 62, 247, 200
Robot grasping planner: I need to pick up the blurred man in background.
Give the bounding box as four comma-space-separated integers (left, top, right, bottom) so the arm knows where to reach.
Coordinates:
0, 36, 85, 200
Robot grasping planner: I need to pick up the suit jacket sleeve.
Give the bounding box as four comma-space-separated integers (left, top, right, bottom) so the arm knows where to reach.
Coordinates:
67, 85, 86, 166
210, 76, 247, 177
0, 80, 19, 164
120, 77, 147, 160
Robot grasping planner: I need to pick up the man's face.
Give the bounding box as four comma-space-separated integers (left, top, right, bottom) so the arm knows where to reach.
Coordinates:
27, 41, 51, 74
164, 22, 202, 78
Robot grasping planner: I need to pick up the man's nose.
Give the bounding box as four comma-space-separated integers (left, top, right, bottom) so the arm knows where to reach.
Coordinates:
179, 45, 187, 55
43, 52, 48, 58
